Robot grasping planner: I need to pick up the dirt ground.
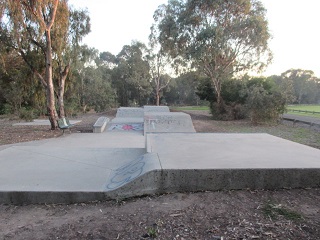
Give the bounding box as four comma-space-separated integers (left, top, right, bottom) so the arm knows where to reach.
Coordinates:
0, 110, 319, 239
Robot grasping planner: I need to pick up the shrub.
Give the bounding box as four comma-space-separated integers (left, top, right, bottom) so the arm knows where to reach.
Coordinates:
19, 107, 34, 121
244, 86, 286, 124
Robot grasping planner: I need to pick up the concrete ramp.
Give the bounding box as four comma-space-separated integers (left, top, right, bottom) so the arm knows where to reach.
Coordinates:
145, 133, 320, 192
116, 107, 144, 118
105, 153, 162, 198
144, 105, 170, 112
144, 112, 196, 134
1, 107, 320, 204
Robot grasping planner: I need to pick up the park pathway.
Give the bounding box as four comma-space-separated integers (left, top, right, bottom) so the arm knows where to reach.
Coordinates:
283, 113, 320, 127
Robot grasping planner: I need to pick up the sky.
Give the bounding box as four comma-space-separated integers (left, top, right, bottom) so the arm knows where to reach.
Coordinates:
68, 0, 320, 77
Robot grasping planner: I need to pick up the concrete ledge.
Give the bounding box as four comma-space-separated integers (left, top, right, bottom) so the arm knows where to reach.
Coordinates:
111, 117, 144, 124
144, 105, 170, 112
93, 117, 109, 133
155, 169, 320, 192
144, 112, 196, 134
2, 168, 319, 204
116, 107, 144, 118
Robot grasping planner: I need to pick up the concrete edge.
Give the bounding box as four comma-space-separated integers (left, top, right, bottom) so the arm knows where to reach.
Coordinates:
1, 168, 319, 204
93, 117, 110, 133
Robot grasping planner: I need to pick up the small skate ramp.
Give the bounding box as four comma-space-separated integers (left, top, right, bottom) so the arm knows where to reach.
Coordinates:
105, 153, 162, 198
145, 133, 320, 192
144, 112, 196, 134
116, 107, 144, 118
144, 105, 170, 113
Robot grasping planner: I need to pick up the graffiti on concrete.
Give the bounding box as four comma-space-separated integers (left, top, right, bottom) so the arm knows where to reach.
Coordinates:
108, 123, 143, 131
106, 155, 146, 190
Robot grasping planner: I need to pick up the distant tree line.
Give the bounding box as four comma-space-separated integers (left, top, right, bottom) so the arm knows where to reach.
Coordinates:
1, 0, 319, 126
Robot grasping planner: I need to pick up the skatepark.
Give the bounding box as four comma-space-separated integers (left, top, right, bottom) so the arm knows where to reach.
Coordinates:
0, 106, 320, 204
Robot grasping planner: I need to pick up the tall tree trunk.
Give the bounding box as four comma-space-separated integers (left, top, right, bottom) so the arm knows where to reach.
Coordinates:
58, 65, 70, 118
45, 29, 58, 129
211, 77, 225, 113
156, 92, 160, 106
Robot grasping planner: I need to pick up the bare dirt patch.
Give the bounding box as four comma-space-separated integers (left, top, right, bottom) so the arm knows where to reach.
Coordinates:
0, 109, 319, 239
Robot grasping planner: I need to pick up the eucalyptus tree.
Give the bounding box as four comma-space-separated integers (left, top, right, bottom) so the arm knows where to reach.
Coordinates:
151, 0, 272, 111
146, 50, 172, 106
0, 0, 90, 128
281, 69, 320, 104
113, 42, 151, 106
148, 31, 172, 106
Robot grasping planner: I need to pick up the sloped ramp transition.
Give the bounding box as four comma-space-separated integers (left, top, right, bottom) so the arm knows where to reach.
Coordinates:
105, 153, 162, 199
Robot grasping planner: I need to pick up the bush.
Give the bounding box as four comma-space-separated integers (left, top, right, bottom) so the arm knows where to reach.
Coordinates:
19, 107, 34, 121
244, 86, 286, 124
0, 103, 13, 115
210, 102, 247, 121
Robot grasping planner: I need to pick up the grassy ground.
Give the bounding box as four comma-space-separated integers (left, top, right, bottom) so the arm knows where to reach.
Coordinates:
183, 109, 320, 150
173, 104, 320, 118
287, 104, 320, 111
287, 104, 320, 118
171, 105, 210, 111
216, 120, 320, 149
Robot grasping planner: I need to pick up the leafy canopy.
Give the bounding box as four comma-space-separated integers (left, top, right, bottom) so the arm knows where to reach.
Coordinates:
152, 0, 272, 105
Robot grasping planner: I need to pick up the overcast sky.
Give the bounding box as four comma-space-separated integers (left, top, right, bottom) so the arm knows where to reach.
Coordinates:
69, 0, 320, 77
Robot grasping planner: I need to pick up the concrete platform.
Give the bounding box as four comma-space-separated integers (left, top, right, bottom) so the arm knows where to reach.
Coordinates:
144, 112, 196, 134
13, 119, 81, 126
1, 120, 320, 204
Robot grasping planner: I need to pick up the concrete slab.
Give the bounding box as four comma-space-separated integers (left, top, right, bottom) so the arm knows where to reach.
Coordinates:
13, 119, 81, 126
145, 133, 320, 192
116, 107, 144, 118
0, 147, 145, 192
111, 117, 144, 124
2, 116, 320, 204
144, 105, 170, 112
93, 117, 109, 133
144, 112, 196, 134
31, 131, 145, 148
147, 133, 320, 169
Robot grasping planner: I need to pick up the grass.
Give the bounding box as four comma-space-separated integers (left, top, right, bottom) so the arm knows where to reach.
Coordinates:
286, 104, 320, 118
262, 201, 303, 221
287, 104, 320, 112
171, 106, 210, 111
214, 121, 320, 149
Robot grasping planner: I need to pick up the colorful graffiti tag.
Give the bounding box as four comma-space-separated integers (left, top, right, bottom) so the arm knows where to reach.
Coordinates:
106, 155, 146, 190
108, 123, 144, 131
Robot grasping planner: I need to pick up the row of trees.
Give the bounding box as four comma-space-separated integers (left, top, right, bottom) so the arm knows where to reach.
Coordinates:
0, 0, 90, 128
1, 0, 319, 127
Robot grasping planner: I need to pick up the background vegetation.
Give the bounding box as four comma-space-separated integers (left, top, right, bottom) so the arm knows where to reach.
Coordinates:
0, 0, 319, 125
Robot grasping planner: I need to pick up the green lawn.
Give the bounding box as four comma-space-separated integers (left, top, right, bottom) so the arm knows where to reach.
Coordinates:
287, 104, 320, 112
171, 106, 210, 111
286, 104, 320, 118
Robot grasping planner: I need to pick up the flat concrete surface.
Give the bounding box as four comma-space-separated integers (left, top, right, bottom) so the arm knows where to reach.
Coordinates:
144, 112, 196, 133
283, 114, 320, 125
1, 121, 320, 203
147, 133, 320, 169
13, 119, 82, 126
111, 117, 144, 124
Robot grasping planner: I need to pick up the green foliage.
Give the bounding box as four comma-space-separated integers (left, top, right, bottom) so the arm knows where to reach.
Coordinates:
262, 201, 303, 221
111, 41, 151, 106
244, 85, 286, 124
197, 77, 247, 120
81, 66, 116, 112
197, 76, 286, 122
280, 69, 320, 104
152, 0, 272, 108
146, 227, 157, 238
18, 107, 34, 122
0, 104, 13, 115
163, 71, 202, 106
